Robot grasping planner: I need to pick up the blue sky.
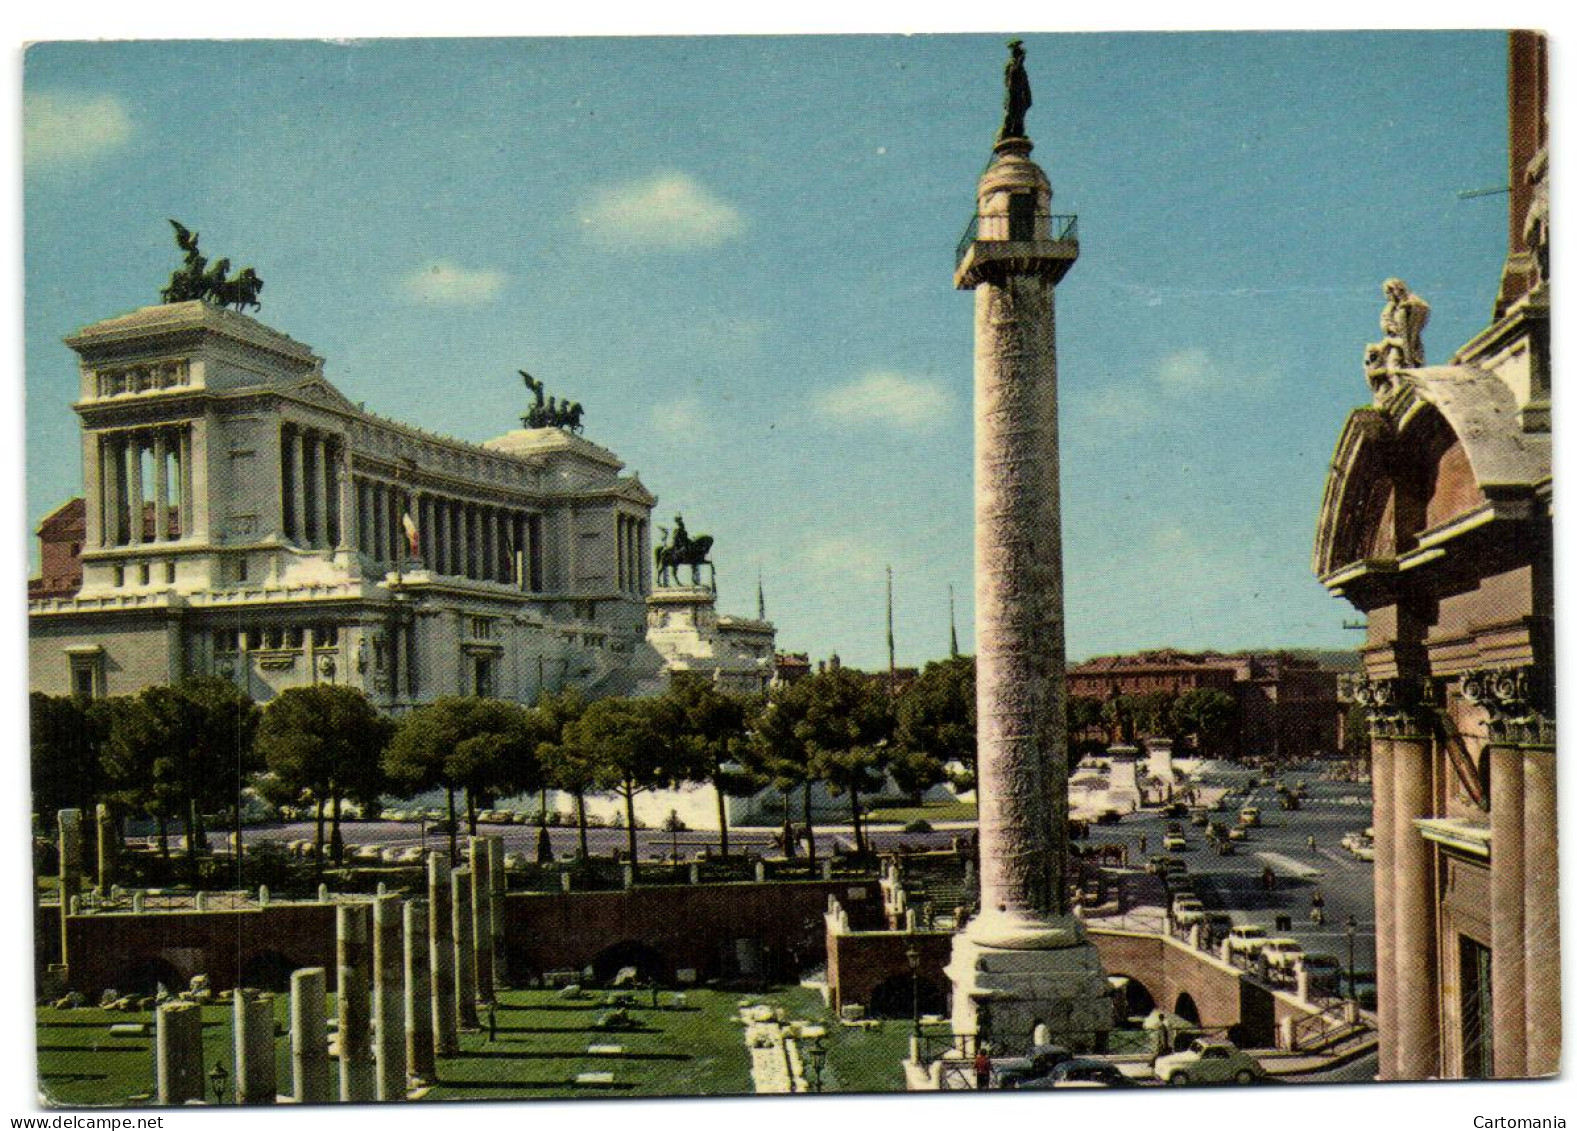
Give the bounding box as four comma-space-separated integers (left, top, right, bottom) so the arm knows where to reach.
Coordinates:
22, 31, 1511, 669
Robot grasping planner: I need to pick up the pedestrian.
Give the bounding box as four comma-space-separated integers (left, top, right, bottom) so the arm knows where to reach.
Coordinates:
486, 1000, 497, 1042
1307, 835, 1317, 852
973, 1045, 991, 1090
1139, 834, 1148, 855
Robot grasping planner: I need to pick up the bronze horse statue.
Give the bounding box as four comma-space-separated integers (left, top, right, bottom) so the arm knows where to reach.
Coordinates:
654, 515, 713, 586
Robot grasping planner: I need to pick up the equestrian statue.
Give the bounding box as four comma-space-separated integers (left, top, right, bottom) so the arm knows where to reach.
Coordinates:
160, 220, 264, 312
654, 514, 714, 587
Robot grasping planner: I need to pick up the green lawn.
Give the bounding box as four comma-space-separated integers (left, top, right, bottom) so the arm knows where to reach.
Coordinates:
38, 984, 912, 1106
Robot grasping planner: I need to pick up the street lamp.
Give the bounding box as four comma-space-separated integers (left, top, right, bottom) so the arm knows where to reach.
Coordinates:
1346, 914, 1359, 1001
208, 1060, 229, 1105
807, 1037, 827, 1093
905, 942, 921, 1035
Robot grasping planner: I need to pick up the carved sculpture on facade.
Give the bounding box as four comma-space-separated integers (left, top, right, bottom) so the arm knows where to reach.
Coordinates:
159, 220, 265, 311
1363, 278, 1430, 398
519, 370, 585, 433
654, 514, 715, 587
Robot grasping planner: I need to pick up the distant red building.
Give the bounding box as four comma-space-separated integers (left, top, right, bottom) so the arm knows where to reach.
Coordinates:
29, 497, 86, 600
1067, 648, 1350, 762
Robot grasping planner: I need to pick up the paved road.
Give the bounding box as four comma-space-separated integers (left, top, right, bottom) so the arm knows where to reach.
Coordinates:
1080, 762, 1377, 989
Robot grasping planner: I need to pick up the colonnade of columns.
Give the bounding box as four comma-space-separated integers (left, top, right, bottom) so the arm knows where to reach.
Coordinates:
280, 424, 346, 550
615, 513, 647, 595
89, 426, 193, 549
351, 483, 544, 589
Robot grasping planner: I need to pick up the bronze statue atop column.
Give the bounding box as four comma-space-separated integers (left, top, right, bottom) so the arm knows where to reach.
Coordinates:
999, 39, 1032, 141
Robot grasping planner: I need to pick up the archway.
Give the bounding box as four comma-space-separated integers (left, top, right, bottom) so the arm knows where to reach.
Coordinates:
1174, 991, 1201, 1025
1108, 974, 1157, 1024
591, 940, 668, 986
108, 955, 183, 997
239, 950, 301, 992
867, 974, 949, 1021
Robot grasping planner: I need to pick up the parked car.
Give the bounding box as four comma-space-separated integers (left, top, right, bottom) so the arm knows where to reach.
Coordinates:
1020, 1058, 1137, 1089
1155, 1039, 1264, 1086
991, 1045, 1072, 1089
1147, 854, 1178, 875
1353, 843, 1375, 862
1302, 955, 1344, 992
1238, 807, 1261, 827
1173, 899, 1206, 927
1163, 833, 1187, 851
1228, 924, 1269, 956
1227, 827, 1248, 842
1262, 938, 1306, 971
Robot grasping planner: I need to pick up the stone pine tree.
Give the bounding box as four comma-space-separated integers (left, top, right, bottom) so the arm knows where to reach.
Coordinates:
663, 674, 758, 857
255, 685, 390, 872
567, 697, 678, 874
798, 668, 894, 856
533, 688, 592, 857
29, 692, 111, 822
1170, 688, 1238, 759
894, 655, 976, 796
751, 678, 819, 865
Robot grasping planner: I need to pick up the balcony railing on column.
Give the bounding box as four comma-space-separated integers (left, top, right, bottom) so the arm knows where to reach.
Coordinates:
955, 213, 1079, 268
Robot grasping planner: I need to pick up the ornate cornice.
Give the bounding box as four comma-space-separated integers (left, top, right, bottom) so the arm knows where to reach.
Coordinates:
1352, 676, 1429, 736
1459, 666, 1554, 746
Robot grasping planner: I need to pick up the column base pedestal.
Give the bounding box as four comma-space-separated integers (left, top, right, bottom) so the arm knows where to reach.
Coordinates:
945, 910, 1114, 1056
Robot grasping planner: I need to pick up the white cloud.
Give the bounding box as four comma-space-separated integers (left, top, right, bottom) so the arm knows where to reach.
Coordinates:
25, 91, 131, 171
814, 371, 953, 432
1156, 347, 1215, 389
652, 397, 703, 436
400, 261, 505, 305
804, 533, 888, 582
577, 173, 743, 249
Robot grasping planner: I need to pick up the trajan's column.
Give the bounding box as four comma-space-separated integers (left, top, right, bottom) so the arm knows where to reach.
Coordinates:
945, 39, 1114, 1055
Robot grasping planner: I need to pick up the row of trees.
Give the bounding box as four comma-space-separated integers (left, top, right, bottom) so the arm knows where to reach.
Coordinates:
31, 656, 1236, 880
1081, 687, 1239, 758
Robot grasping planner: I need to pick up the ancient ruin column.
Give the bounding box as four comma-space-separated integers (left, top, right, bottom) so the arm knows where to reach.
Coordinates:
1369, 735, 1399, 1080
372, 893, 407, 1100
1390, 731, 1440, 1078
1523, 745, 1561, 1076
469, 838, 495, 1000
453, 867, 480, 1027
57, 809, 83, 969
336, 902, 376, 1102
155, 1000, 204, 1104
404, 898, 436, 1082
233, 989, 277, 1105
942, 46, 1112, 1056
1489, 743, 1527, 1076
290, 967, 331, 1104
428, 852, 459, 1055
94, 803, 116, 896
487, 836, 508, 985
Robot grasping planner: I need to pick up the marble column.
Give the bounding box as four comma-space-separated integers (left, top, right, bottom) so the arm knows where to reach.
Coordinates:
313, 434, 330, 548
1370, 735, 1399, 1080
336, 902, 375, 1102
428, 852, 459, 1055
126, 434, 144, 545
453, 867, 479, 1027
100, 435, 121, 545
337, 449, 355, 553
81, 432, 103, 551
155, 1000, 204, 1104
372, 893, 407, 1101
373, 483, 388, 565
944, 117, 1111, 1055
57, 808, 83, 911
152, 431, 169, 542
469, 838, 495, 1000
290, 967, 331, 1103
1391, 732, 1440, 1078
404, 898, 435, 1082
1523, 746, 1560, 1076
94, 803, 116, 896
178, 427, 194, 540
233, 989, 277, 1104
289, 427, 307, 546
356, 480, 370, 556
1489, 743, 1527, 1076
487, 837, 508, 985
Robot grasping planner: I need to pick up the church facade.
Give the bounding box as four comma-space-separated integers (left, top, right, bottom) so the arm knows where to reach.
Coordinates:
29, 299, 673, 708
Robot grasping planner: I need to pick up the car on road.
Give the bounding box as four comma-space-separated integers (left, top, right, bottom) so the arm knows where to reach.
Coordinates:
1303, 954, 1344, 993
1227, 826, 1248, 842
1173, 898, 1206, 927
1190, 808, 1210, 826
1238, 807, 1261, 827
1228, 924, 1270, 956
1147, 854, 1179, 875
1155, 1039, 1265, 1086
1352, 843, 1375, 861
991, 1045, 1072, 1089
1262, 938, 1306, 971
1019, 1058, 1137, 1089
1163, 833, 1187, 851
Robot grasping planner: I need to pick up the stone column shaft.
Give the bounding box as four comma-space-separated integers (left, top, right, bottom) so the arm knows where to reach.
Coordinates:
178, 427, 194, 539
95, 803, 116, 896
155, 1000, 204, 1105
100, 434, 121, 545
290, 967, 331, 1104
1523, 746, 1560, 1076
289, 427, 307, 545
337, 449, 354, 553
233, 989, 277, 1105
1490, 743, 1528, 1076
469, 838, 495, 1000
405, 898, 436, 1081
487, 837, 508, 985
1391, 733, 1440, 1078
372, 893, 407, 1100
126, 433, 144, 545
428, 852, 459, 1054
152, 430, 169, 542
453, 867, 479, 1027
1370, 736, 1399, 1080
336, 902, 375, 1102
